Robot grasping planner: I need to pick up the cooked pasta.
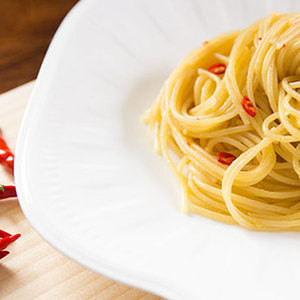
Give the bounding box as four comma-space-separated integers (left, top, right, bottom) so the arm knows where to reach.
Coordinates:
142, 12, 300, 231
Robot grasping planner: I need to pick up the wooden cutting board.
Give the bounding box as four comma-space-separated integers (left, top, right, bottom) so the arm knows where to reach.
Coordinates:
0, 82, 162, 300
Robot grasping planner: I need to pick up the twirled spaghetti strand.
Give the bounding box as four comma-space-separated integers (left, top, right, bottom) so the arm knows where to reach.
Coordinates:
143, 13, 300, 231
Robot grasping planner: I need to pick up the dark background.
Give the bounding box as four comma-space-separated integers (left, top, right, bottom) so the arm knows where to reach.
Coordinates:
0, 0, 79, 94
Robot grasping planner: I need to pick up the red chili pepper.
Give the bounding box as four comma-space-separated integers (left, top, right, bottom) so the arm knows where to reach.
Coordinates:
282, 43, 286, 48
0, 237, 13, 251
207, 63, 227, 75
203, 41, 209, 46
0, 185, 17, 200
217, 152, 236, 165
187, 141, 191, 146
0, 136, 14, 173
0, 234, 21, 251
0, 229, 11, 238
9, 233, 20, 243
241, 96, 256, 117
258, 37, 262, 40
0, 251, 9, 259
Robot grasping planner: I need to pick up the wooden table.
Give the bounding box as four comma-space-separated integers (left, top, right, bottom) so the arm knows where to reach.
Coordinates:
0, 2, 162, 299
0, 0, 78, 94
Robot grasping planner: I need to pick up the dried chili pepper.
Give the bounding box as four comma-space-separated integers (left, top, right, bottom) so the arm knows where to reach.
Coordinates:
0, 185, 17, 200
208, 63, 227, 75
0, 133, 19, 261
0, 229, 11, 238
0, 230, 21, 260
0, 251, 9, 259
0, 136, 14, 173
217, 152, 236, 165
241, 96, 256, 117
0, 234, 21, 251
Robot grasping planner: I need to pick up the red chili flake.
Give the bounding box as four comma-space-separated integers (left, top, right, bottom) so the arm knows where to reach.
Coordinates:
0, 251, 9, 259
241, 96, 256, 117
0, 234, 21, 251
187, 141, 191, 146
282, 43, 286, 48
217, 152, 236, 165
258, 37, 262, 40
203, 41, 209, 46
207, 63, 227, 75
0, 229, 11, 238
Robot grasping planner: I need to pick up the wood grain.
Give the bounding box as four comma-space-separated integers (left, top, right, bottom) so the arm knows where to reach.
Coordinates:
0, 82, 163, 300
0, 0, 79, 93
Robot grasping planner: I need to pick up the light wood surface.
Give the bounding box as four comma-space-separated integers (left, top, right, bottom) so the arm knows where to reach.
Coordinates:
0, 82, 162, 300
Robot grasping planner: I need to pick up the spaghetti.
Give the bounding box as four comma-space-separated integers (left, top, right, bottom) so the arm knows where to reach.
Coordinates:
142, 13, 300, 231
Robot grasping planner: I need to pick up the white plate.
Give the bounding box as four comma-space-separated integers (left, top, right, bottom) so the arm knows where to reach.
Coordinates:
15, 1, 300, 299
